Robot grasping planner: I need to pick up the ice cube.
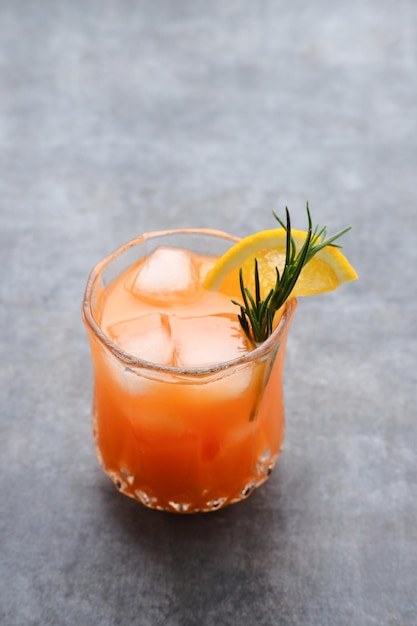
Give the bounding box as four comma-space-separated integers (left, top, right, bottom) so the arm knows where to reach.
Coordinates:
170, 314, 251, 367
128, 247, 200, 305
107, 313, 175, 365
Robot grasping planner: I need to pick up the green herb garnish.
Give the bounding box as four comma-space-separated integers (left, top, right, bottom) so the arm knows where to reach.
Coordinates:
232, 203, 352, 345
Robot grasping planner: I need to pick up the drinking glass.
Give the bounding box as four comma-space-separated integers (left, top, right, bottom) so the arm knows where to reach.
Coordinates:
82, 229, 296, 513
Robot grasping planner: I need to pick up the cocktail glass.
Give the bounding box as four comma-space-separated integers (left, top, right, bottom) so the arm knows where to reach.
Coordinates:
82, 229, 296, 513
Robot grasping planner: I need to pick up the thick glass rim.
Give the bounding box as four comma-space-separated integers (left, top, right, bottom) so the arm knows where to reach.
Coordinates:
82, 228, 297, 376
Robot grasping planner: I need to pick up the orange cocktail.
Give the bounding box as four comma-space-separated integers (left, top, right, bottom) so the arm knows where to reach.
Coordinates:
83, 229, 296, 513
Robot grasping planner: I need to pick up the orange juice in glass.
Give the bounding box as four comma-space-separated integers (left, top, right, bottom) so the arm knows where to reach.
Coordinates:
82, 229, 296, 513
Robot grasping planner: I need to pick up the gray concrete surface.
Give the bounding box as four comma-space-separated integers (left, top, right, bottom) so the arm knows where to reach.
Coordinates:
1, 1, 416, 625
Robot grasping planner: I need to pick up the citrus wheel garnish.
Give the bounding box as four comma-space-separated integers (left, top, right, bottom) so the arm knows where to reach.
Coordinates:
203, 204, 358, 344
204, 226, 357, 298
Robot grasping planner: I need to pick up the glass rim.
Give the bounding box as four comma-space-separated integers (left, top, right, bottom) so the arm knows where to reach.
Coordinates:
82, 228, 297, 376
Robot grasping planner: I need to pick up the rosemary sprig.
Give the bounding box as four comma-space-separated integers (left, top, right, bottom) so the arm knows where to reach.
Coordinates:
233, 203, 351, 345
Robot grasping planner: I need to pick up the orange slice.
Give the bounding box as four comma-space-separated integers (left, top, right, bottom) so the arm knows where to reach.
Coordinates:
203, 227, 358, 300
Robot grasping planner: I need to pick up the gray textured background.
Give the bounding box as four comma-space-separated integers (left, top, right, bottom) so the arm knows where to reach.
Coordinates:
1, 1, 416, 625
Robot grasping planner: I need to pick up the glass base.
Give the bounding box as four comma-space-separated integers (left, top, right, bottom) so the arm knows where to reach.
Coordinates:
100, 449, 278, 513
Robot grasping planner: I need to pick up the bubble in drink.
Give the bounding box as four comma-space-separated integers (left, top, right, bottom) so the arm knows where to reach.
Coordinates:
107, 313, 176, 365
128, 247, 200, 305
170, 314, 251, 367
